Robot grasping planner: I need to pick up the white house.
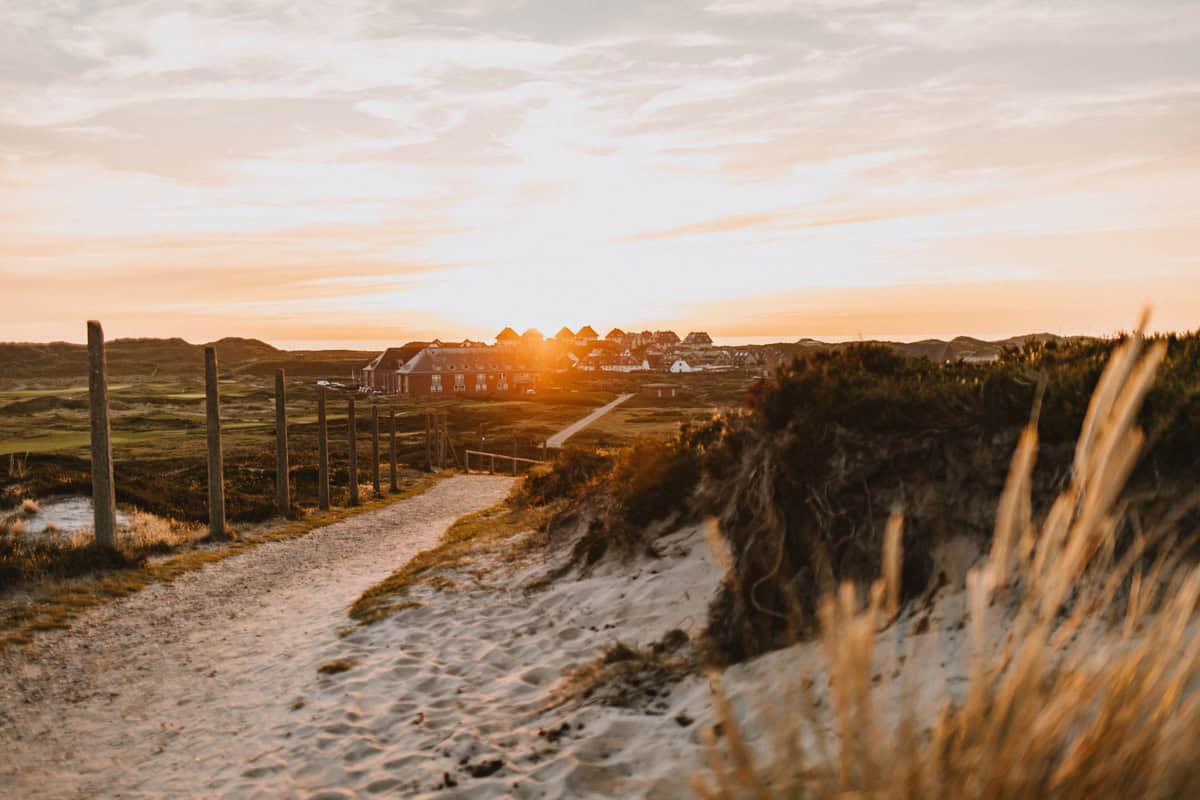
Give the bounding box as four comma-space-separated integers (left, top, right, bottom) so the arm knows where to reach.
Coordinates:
669, 359, 695, 373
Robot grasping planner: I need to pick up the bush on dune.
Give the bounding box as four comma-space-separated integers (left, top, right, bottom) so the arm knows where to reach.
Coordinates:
704, 334, 1200, 663
696, 324, 1200, 799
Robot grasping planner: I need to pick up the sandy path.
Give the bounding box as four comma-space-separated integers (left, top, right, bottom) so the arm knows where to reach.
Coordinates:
545, 393, 634, 449
0, 475, 513, 799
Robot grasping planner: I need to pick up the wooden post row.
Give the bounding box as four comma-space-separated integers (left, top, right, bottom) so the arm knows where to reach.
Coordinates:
275, 369, 289, 516
389, 409, 399, 492
347, 397, 359, 506
371, 405, 381, 496
317, 387, 330, 510
204, 346, 226, 538
86, 321, 117, 548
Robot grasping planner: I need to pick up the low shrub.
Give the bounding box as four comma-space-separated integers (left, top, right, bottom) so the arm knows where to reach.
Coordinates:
515, 448, 614, 507
703, 335, 1200, 662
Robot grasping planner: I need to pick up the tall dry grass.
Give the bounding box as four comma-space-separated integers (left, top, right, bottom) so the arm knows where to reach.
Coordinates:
696, 321, 1200, 798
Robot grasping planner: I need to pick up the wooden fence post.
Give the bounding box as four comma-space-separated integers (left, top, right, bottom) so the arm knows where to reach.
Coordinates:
424, 413, 433, 472
317, 387, 330, 510
347, 397, 359, 506
204, 346, 226, 538
86, 321, 117, 548
438, 415, 446, 470
371, 405, 381, 496
389, 409, 399, 492
275, 369, 290, 516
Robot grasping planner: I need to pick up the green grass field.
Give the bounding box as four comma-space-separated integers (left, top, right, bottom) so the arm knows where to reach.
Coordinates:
0, 340, 758, 519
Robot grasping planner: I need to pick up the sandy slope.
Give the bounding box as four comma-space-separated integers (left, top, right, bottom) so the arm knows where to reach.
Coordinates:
0, 475, 513, 799
1, 472, 995, 799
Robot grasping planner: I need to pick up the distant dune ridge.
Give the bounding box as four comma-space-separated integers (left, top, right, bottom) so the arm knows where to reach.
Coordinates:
791, 332, 1085, 363
0, 332, 1086, 380
0, 337, 378, 380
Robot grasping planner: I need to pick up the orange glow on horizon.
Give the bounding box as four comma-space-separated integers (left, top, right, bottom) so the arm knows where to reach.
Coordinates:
2, 2, 1198, 346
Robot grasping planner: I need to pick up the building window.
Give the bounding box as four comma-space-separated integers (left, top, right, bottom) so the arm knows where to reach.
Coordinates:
431, 375, 442, 393
454, 373, 465, 392
498, 373, 509, 391
475, 373, 487, 392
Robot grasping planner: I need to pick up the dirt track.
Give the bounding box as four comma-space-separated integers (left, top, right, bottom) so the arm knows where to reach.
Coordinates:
0, 475, 512, 799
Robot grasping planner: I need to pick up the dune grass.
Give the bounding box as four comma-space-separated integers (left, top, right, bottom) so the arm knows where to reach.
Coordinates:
0, 473, 448, 651
695, 321, 1200, 798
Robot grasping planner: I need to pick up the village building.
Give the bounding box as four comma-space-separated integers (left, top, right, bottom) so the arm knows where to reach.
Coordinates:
575, 325, 599, 346
669, 358, 695, 373
605, 327, 625, 342
495, 327, 520, 347
521, 328, 545, 344
363, 344, 540, 397
683, 331, 714, 347
360, 341, 429, 392
654, 330, 681, 346
553, 326, 575, 344
599, 356, 650, 373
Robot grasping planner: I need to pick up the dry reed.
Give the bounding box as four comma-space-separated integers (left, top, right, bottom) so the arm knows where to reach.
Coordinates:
696, 319, 1200, 799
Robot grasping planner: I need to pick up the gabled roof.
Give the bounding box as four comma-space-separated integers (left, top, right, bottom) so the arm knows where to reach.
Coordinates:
577, 325, 599, 339
684, 331, 713, 345
605, 328, 626, 340
495, 327, 520, 342
655, 330, 681, 343
554, 326, 575, 341
363, 342, 430, 371
399, 346, 529, 375
521, 328, 544, 342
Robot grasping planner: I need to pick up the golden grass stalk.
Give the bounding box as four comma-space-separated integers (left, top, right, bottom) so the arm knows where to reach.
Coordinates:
696, 313, 1200, 799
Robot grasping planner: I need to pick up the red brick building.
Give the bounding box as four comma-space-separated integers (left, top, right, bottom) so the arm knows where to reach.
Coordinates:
362, 342, 541, 397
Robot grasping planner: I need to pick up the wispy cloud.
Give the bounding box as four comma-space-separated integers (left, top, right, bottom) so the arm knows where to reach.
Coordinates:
2, 0, 1199, 344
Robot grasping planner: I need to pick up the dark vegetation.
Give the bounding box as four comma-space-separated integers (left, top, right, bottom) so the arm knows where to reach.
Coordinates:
524, 333, 1200, 664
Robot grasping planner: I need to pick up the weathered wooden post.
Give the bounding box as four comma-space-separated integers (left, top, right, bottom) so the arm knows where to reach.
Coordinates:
371, 405, 381, 496
275, 369, 290, 516
204, 346, 226, 538
86, 321, 117, 548
424, 413, 433, 472
438, 413, 447, 470
317, 387, 330, 511
347, 397, 359, 506
389, 408, 399, 491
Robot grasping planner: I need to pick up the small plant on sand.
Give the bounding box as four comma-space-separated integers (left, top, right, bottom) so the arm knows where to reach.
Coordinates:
20, 498, 40, 515
8, 452, 28, 480
551, 631, 695, 710
317, 659, 356, 675
695, 320, 1200, 798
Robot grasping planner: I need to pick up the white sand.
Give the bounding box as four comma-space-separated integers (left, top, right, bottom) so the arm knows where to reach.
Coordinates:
0, 474, 995, 799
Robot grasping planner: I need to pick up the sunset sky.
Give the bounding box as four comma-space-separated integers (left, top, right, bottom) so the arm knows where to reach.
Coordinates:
3, 1, 1199, 348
